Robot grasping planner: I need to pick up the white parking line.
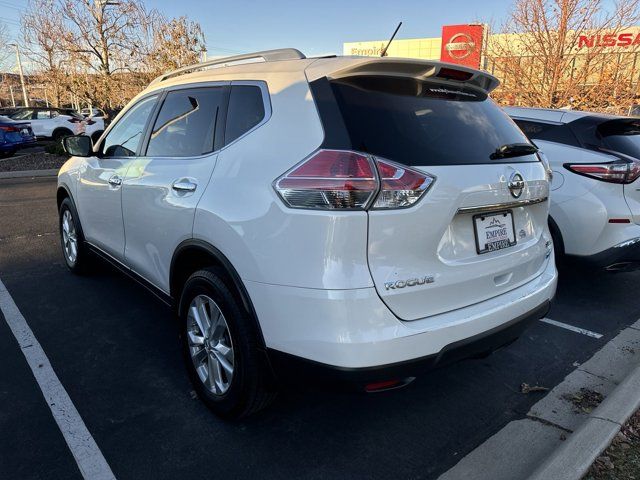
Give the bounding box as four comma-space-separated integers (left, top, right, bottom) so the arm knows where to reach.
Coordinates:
0, 278, 116, 480
540, 317, 603, 339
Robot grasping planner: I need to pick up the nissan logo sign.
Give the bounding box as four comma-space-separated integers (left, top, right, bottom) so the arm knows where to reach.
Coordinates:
445, 33, 476, 59
508, 172, 526, 199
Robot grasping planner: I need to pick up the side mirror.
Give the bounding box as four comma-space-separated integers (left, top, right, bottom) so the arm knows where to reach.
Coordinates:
63, 135, 93, 157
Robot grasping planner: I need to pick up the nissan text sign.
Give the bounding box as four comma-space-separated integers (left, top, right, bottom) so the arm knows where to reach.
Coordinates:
440, 24, 485, 68
578, 31, 640, 48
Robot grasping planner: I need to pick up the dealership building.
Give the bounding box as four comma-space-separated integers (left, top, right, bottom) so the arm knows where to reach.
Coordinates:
344, 25, 640, 108
343, 25, 640, 68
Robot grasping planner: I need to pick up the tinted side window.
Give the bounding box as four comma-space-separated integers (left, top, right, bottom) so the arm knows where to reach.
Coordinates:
11, 109, 34, 120
146, 87, 224, 157
102, 95, 157, 157
224, 85, 266, 145
514, 119, 579, 147
36, 110, 52, 119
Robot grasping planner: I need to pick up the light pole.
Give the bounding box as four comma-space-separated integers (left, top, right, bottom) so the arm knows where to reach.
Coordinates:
9, 43, 29, 107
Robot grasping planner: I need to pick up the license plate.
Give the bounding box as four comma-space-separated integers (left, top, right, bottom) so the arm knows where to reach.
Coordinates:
473, 210, 516, 254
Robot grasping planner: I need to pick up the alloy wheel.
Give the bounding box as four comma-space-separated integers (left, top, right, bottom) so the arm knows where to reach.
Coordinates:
61, 209, 78, 265
187, 294, 235, 395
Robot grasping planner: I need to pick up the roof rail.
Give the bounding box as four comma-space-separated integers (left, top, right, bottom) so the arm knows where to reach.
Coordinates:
150, 48, 306, 85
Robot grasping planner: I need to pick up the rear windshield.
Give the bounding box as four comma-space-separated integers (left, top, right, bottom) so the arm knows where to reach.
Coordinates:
310, 76, 536, 166
571, 116, 640, 159
600, 119, 640, 159
603, 134, 640, 158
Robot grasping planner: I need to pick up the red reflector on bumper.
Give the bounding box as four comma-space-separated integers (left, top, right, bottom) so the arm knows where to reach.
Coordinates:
365, 379, 403, 392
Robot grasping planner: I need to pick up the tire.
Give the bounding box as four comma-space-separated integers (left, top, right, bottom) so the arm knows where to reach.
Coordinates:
179, 268, 277, 419
59, 197, 91, 273
52, 129, 73, 144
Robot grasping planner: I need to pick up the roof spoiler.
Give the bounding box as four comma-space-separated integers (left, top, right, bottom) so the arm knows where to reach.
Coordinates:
598, 117, 640, 137
325, 58, 500, 93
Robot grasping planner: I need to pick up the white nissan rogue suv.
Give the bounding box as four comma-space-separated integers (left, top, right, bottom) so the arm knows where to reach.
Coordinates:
58, 49, 557, 418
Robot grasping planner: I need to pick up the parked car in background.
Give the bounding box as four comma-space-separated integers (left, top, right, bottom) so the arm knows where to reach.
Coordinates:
10, 107, 104, 144
59, 49, 557, 418
0, 115, 36, 158
506, 106, 640, 271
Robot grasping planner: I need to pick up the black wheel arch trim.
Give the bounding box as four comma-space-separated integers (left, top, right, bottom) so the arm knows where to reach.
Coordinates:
171, 239, 267, 349
57, 184, 86, 241
548, 215, 565, 256
52, 127, 73, 139
56, 183, 73, 207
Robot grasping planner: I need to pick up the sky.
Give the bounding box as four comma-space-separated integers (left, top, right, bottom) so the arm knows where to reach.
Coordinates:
0, 0, 513, 59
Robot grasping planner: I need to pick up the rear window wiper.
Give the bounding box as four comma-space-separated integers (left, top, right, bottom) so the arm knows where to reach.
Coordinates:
491, 143, 538, 160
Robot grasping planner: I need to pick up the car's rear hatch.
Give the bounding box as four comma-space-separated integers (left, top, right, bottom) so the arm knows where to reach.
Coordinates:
307, 59, 550, 321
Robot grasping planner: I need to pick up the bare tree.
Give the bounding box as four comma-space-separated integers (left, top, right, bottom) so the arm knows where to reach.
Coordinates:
145, 16, 205, 73
18, 0, 207, 110
22, 0, 68, 106
59, 0, 152, 75
0, 21, 11, 70
59, 0, 157, 108
486, 0, 640, 111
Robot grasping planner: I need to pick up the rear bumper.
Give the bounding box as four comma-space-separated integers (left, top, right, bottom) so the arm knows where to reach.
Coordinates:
0, 138, 37, 152
247, 257, 557, 371
269, 300, 550, 385
570, 237, 640, 271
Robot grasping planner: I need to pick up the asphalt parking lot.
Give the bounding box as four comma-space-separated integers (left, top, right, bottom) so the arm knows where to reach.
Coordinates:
2, 176, 640, 480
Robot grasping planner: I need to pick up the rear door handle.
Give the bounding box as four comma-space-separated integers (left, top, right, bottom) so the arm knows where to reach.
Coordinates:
172, 180, 197, 192
108, 175, 122, 187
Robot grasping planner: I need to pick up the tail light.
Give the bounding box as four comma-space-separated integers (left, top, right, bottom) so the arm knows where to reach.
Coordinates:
372, 159, 433, 209
436, 67, 474, 82
273, 149, 434, 210
0, 125, 19, 132
274, 150, 377, 210
565, 160, 640, 184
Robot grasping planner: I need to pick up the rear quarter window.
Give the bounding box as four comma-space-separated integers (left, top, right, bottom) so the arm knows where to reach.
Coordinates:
513, 119, 580, 147
224, 85, 266, 146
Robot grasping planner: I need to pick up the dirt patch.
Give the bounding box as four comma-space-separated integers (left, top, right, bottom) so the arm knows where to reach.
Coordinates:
585, 409, 640, 480
0, 152, 67, 172
562, 388, 604, 414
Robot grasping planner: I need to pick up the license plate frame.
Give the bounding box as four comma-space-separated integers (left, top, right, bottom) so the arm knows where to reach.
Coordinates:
473, 210, 517, 254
